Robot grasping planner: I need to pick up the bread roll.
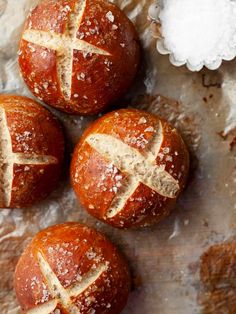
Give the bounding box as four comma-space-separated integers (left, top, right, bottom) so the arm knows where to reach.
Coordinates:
0, 95, 64, 208
71, 109, 189, 228
19, 0, 140, 115
14, 222, 131, 313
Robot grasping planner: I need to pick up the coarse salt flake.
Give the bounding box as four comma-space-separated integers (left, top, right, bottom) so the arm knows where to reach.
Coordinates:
158, 0, 236, 70
138, 117, 147, 125
106, 11, 115, 23
144, 126, 154, 132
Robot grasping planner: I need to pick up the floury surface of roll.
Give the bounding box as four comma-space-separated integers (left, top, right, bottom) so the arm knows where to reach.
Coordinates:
0, 0, 236, 313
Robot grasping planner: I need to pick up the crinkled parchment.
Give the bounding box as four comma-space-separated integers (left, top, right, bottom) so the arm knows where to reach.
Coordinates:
0, 0, 236, 313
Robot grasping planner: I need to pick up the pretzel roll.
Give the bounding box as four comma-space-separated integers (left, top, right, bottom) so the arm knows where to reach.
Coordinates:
71, 109, 189, 229
0, 95, 64, 208
19, 0, 140, 115
14, 222, 131, 314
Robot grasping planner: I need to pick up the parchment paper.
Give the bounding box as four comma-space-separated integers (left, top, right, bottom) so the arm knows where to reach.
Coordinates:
0, 0, 236, 313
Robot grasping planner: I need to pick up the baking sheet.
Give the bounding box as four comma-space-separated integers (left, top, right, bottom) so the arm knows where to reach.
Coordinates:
1, 0, 236, 313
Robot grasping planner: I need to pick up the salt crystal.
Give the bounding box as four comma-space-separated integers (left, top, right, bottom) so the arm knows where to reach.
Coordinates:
77, 72, 85, 81
163, 147, 170, 154
43, 82, 49, 89
144, 126, 154, 132
159, 0, 236, 69
106, 11, 115, 23
28, 44, 35, 53
34, 87, 39, 94
76, 274, 82, 281
138, 117, 147, 125
112, 24, 118, 30
62, 5, 71, 13
166, 155, 173, 162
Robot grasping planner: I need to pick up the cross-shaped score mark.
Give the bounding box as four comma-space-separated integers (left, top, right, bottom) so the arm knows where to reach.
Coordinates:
22, 0, 111, 100
27, 252, 108, 314
86, 121, 180, 218
0, 107, 58, 207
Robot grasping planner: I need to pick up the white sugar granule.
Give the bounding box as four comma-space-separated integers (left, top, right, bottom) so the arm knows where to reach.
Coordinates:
159, 0, 236, 67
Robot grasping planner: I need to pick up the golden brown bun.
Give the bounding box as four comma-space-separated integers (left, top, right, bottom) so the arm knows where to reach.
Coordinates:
0, 94, 64, 208
71, 109, 189, 229
14, 222, 131, 313
19, 0, 140, 115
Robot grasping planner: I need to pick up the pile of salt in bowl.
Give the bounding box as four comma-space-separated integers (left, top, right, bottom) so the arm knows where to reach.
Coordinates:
149, 0, 236, 71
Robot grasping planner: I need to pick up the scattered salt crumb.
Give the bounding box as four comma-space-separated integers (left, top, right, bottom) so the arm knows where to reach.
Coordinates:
166, 155, 173, 162
144, 126, 154, 132
112, 24, 118, 30
163, 147, 170, 154
28, 44, 35, 53
62, 5, 71, 13
106, 11, 115, 23
113, 186, 118, 193
43, 82, 49, 89
77, 72, 85, 81
184, 219, 189, 226
76, 274, 82, 281
138, 117, 147, 124
34, 87, 39, 94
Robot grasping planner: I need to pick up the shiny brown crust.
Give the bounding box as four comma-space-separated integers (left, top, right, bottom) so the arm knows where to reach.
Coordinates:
18, 0, 140, 115
70, 109, 189, 229
14, 222, 131, 313
0, 94, 64, 208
